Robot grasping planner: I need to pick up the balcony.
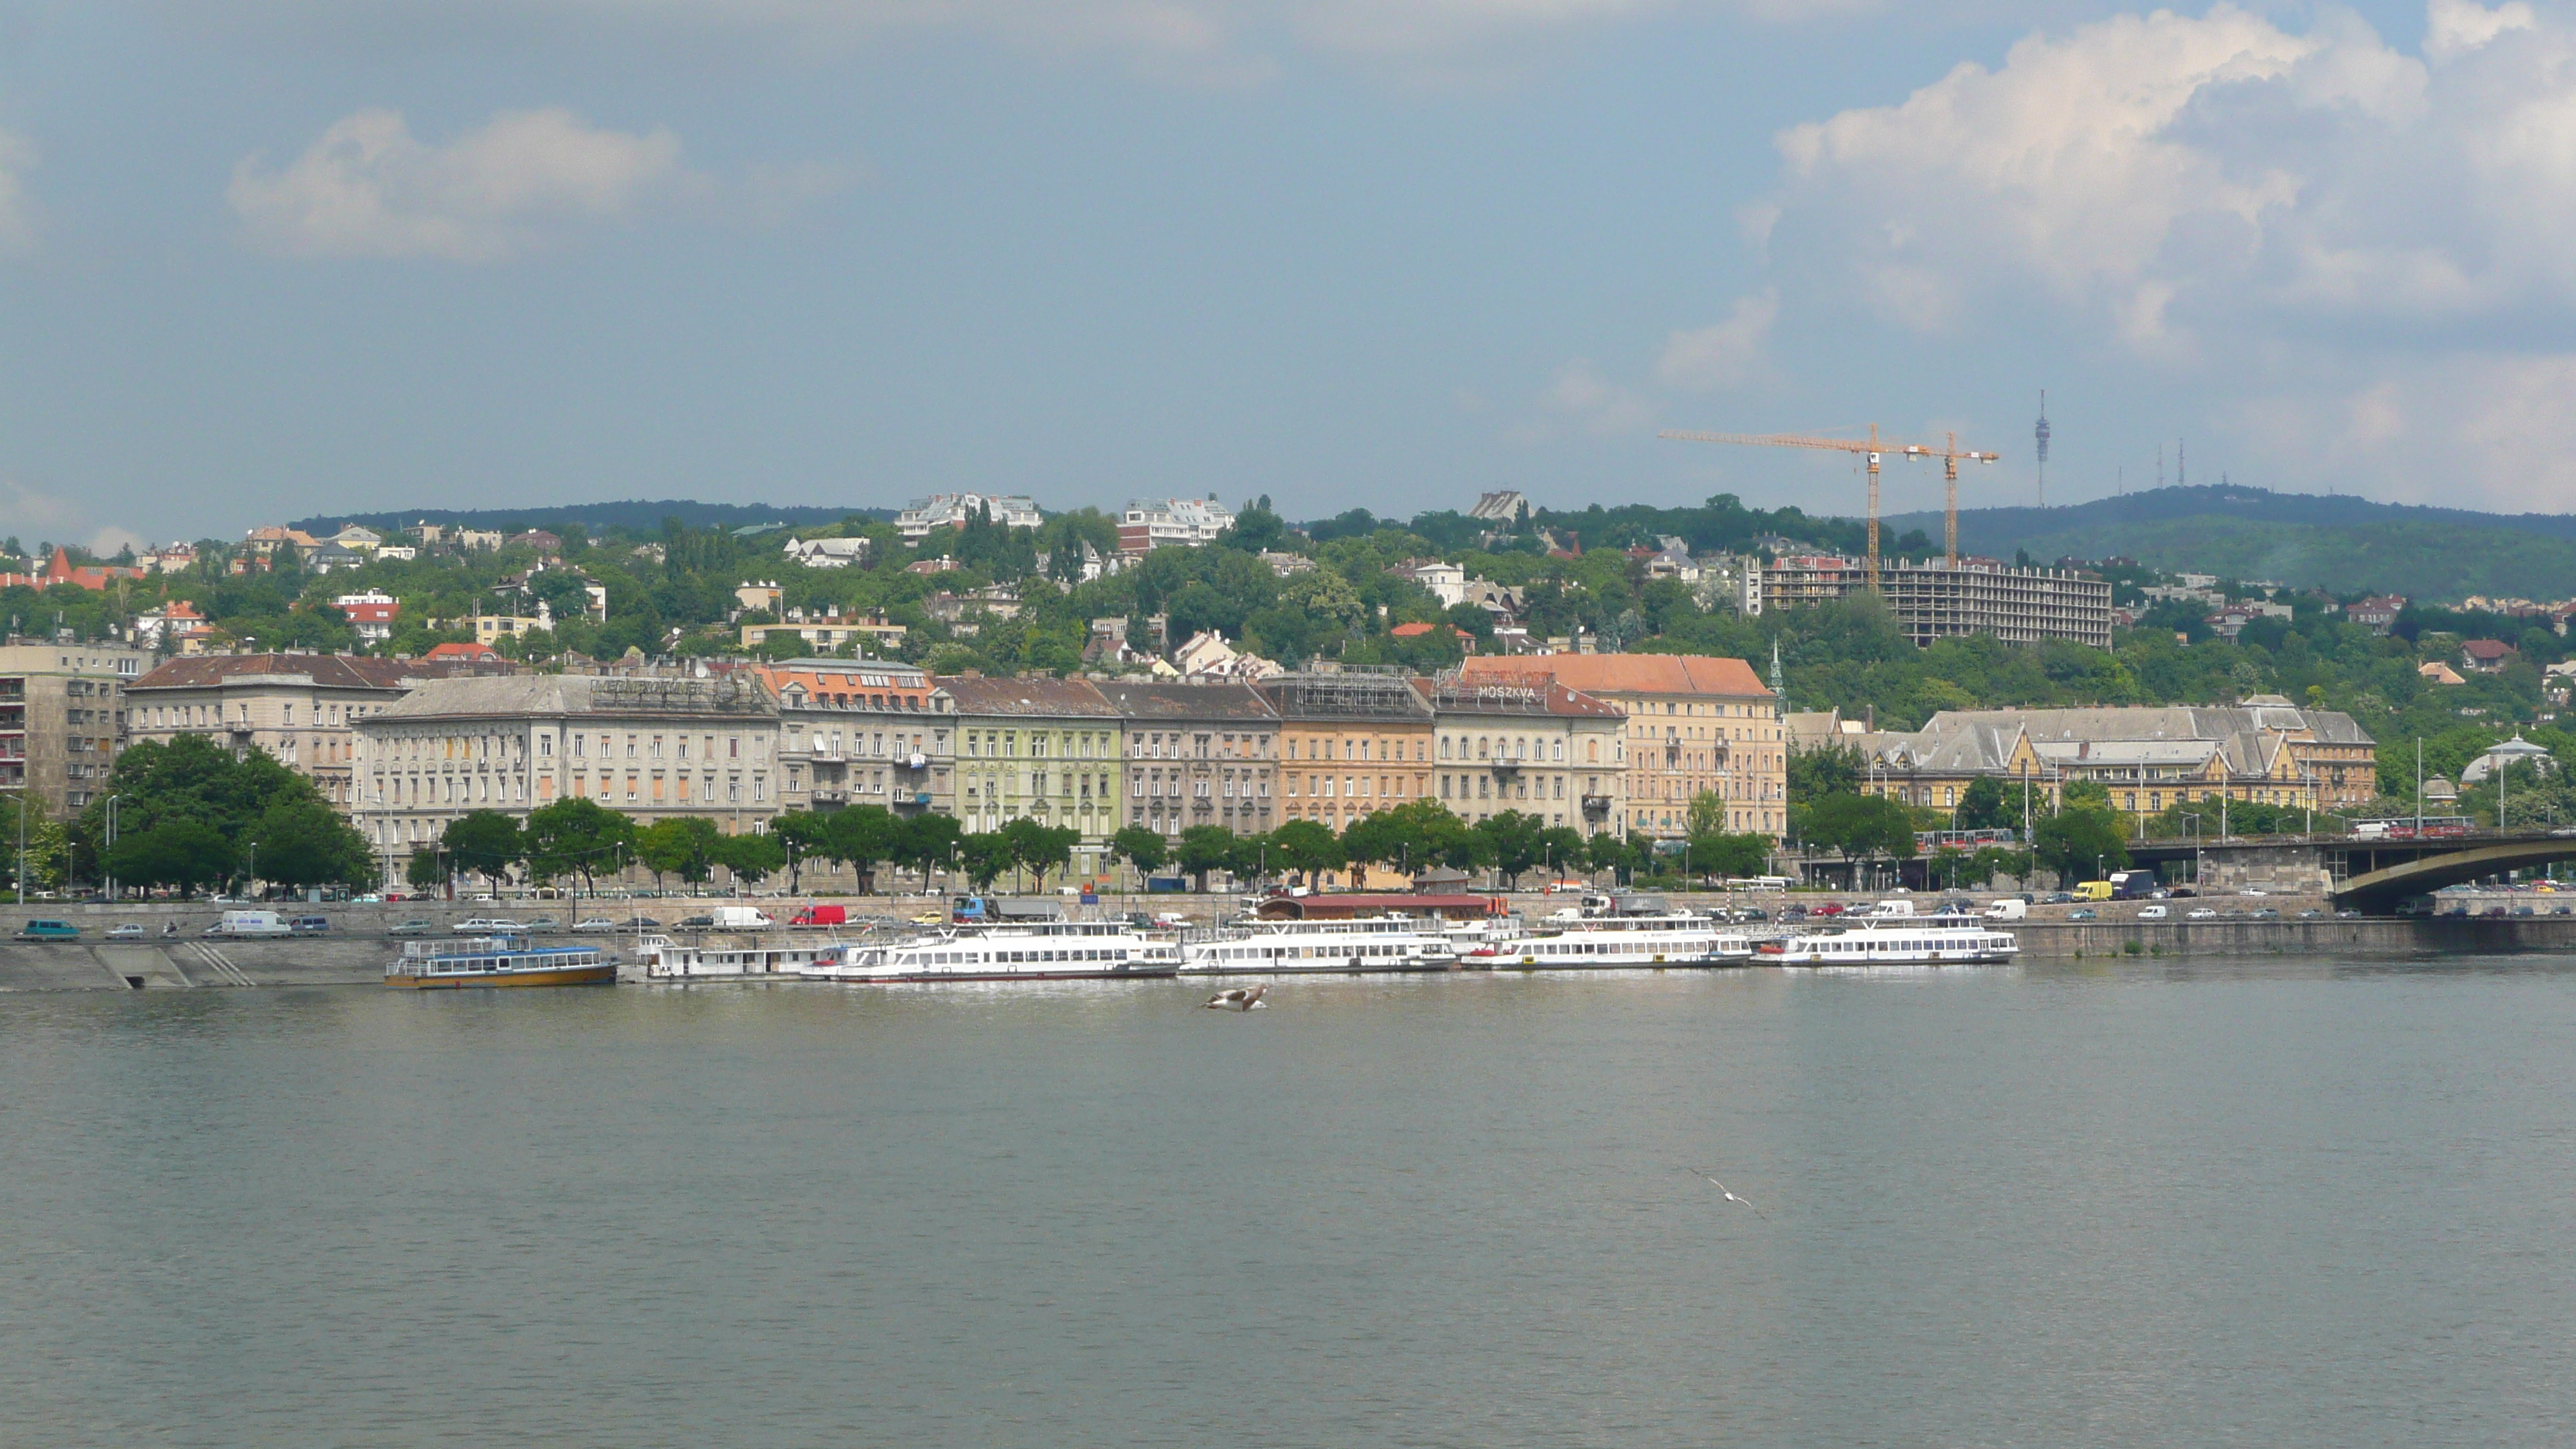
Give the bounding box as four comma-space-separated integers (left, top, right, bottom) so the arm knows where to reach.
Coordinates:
1488, 756, 1523, 776
1581, 794, 1612, 817
810, 789, 850, 805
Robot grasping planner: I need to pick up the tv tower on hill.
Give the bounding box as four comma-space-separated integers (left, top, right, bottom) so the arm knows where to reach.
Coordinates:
2034, 390, 2050, 509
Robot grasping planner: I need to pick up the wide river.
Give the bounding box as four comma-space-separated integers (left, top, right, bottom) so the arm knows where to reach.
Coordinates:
4, 957, 2573, 1447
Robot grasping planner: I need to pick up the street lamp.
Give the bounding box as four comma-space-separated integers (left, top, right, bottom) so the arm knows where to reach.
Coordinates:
101, 794, 122, 903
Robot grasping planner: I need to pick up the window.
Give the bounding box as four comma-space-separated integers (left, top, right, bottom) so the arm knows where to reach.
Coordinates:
728, 736, 740, 759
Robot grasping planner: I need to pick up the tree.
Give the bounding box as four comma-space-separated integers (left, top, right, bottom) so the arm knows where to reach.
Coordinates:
894, 813, 963, 892
248, 797, 375, 893
104, 820, 232, 899
441, 810, 526, 895
1684, 829, 1770, 882
1473, 810, 1548, 889
714, 830, 786, 890
1797, 793, 1917, 862
1003, 818, 1081, 892
1111, 825, 1170, 882
2033, 807, 2129, 882
522, 796, 636, 897
1583, 830, 1643, 885
1954, 776, 2016, 833
824, 805, 903, 893
1176, 824, 1237, 892
1342, 798, 1478, 885
958, 831, 1015, 891
767, 810, 834, 893
1263, 819, 1341, 886
1786, 742, 1862, 803
406, 846, 451, 895
637, 817, 721, 893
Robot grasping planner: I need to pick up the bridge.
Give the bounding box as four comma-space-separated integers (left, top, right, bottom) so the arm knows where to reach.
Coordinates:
2121, 831, 2576, 914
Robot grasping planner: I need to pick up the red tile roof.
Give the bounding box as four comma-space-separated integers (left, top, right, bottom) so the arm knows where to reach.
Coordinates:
1458, 651, 1770, 699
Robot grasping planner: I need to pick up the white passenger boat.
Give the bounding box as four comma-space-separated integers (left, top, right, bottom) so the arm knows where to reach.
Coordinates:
626, 933, 853, 983
1756, 917, 2019, 966
800, 918, 1180, 984
1181, 916, 1461, 975
388, 936, 616, 989
1466, 912, 1753, 968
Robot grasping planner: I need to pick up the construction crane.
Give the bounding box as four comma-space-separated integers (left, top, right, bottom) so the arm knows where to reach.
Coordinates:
1658, 424, 2001, 585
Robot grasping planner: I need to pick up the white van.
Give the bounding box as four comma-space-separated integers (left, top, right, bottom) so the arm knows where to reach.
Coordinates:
1982, 898, 2029, 921
2137, 904, 2170, 920
711, 906, 774, 930
207, 909, 291, 937
1865, 899, 1918, 919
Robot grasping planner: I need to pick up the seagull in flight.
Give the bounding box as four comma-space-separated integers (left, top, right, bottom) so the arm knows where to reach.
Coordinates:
1204, 984, 1268, 1011
1690, 1170, 1766, 1218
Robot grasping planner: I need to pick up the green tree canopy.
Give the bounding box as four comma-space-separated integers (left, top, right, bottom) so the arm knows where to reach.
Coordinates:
714, 830, 786, 888
1002, 817, 1081, 892
522, 796, 636, 896
636, 817, 721, 892
441, 810, 526, 894
1263, 818, 1342, 886
1796, 793, 1918, 862
250, 797, 375, 892
1110, 825, 1170, 879
824, 805, 904, 892
2033, 807, 2129, 882
1176, 824, 1237, 891
104, 820, 233, 899
958, 831, 1015, 891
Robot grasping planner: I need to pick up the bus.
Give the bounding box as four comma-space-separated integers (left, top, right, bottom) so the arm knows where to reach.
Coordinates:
2352, 817, 2473, 840
1723, 876, 1793, 892
1915, 827, 2019, 852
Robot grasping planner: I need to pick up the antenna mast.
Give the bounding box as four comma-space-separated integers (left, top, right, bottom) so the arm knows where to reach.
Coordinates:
2034, 390, 2050, 509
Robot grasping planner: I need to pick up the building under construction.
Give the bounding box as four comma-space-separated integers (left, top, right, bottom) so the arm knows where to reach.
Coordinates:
1766, 556, 2113, 649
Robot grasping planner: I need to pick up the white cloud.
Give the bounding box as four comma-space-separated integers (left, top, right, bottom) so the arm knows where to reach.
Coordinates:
229, 108, 697, 261
87, 525, 149, 559
1509, 358, 1656, 442
0, 480, 78, 531
1655, 288, 1776, 390
0, 128, 38, 254
1742, 1, 2576, 507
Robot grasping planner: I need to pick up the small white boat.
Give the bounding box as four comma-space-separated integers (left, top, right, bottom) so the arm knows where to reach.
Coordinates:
1181, 916, 1461, 975
1467, 912, 1752, 968
1756, 918, 2019, 966
800, 918, 1180, 984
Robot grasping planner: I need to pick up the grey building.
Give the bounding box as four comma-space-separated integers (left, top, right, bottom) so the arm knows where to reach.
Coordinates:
755, 659, 949, 818
126, 653, 499, 811
1091, 679, 1280, 841
0, 639, 149, 816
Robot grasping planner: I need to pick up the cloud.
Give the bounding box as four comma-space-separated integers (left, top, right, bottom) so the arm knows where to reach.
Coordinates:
1508, 358, 1657, 442
0, 127, 38, 254
0, 480, 79, 532
229, 107, 698, 261
1656, 288, 1776, 390
87, 525, 149, 559
1740, 1, 2576, 508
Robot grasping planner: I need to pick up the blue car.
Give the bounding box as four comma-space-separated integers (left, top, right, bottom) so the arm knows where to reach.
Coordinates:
14, 919, 80, 940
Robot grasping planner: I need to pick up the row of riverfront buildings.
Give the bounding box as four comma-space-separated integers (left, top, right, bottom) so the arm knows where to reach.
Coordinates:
18, 644, 1787, 888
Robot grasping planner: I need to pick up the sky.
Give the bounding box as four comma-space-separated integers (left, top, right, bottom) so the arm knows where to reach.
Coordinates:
4, 0, 2574, 552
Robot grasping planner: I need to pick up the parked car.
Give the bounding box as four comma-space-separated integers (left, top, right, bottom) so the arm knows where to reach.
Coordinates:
571, 917, 620, 933
2296, 909, 2325, 920
2250, 908, 2281, 920
626, 916, 664, 932
2067, 908, 2098, 920
2337, 909, 2362, 919
677, 915, 716, 929
289, 916, 331, 934
1735, 907, 1768, 923
2187, 907, 2218, 920
1812, 902, 1848, 917
14, 919, 80, 940
1780, 905, 1809, 923
2136, 905, 2169, 920
386, 919, 437, 936
450, 917, 519, 933
2040, 892, 2077, 905
104, 923, 146, 940
519, 916, 560, 933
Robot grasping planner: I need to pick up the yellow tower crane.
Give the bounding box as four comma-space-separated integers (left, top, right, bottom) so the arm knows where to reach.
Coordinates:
1658, 425, 2001, 586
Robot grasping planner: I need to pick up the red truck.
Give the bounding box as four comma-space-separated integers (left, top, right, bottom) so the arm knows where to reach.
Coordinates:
789, 905, 847, 927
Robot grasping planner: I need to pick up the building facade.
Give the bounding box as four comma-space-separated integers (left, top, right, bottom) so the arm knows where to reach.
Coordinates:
1419, 676, 1626, 834
1117, 498, 1237, 556
1256, 672, 1437, 834
757, 659, 947, 817
1841, 699, 2378, 818
0, 640, 149, 816
1763, 556, 2114, 648
1459, 653, 1784, 839
896, 492, 1043, 543
126, 653, 494, 810
935, 677, 1124, 879
352, 675, 783, 875
1091, 680, 1279, 840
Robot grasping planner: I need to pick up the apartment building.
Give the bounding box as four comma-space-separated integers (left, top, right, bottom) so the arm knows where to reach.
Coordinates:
896, 492, 1043, 543
1762, 555, 2113, 648
126, 653, 497, 810
0, 640, 150, 816
756, 659, 948, 817
935, 676, 1123, 878
1460, 653, 1783, 839
1117, 498, 1237, 556
1417, 676, 1625, 834
352, 675, 783, 870
1255, 671, 1436, 834
1845, 698, 2378, 817
1091, 680, 1279, 840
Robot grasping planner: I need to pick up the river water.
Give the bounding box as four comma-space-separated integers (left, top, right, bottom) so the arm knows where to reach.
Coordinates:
3, 959, 2573, 1447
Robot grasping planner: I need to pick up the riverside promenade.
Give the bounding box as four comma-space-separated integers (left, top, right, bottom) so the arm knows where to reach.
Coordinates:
5, 891, 2574, 990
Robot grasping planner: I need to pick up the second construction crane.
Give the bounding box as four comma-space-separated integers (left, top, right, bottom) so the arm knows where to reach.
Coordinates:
1659, 424, 1999, 586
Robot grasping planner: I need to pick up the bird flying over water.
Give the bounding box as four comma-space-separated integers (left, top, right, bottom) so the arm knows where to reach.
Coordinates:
1204, 984, 1268, 1011
1690, 1170, 1766, 1218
